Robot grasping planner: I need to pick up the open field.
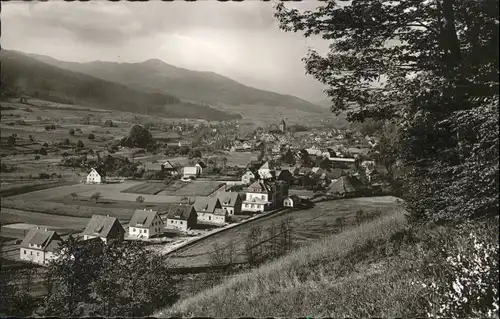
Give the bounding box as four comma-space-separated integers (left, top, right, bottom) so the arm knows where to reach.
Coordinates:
0, 208, 91, 229
223, 151, 260, 167
1, 198, 137, 221
1, 223, 77, 240
0, 180, 76, 197
166, 196, 402, 268
122, 182, 167, 195
49, 194, 175, 212
157, 208, 408, 317
159, 181, 226, 197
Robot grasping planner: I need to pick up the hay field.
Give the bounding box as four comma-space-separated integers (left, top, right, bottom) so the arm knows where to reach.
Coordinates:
166, 196, 402, 268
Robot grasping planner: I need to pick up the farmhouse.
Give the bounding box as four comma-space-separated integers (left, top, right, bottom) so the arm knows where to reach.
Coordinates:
283, 195, 301, 208
129, 209, 164, 239
216, 191, 243, 215
193, 197, 223, 223
165, 204, 197, 231
82, 215, 125, 243
86, 167, 106, 184
20, 227, 62, 265
326, 175, 366, 198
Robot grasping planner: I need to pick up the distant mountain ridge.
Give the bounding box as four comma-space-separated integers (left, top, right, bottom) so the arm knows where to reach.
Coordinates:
0, 50, 241, 120
22, 51, 328, 117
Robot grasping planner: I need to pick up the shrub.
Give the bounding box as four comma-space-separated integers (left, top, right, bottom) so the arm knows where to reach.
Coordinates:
415, 223, 499, 318
88, 134, 95, 140
39, 148, 47, 156
34, 155, 41, 160
69, 129, 75, 136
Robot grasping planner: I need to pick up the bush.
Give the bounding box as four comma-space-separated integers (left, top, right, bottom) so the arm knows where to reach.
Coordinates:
415, 222, 499, 317
39, 172, 50, 179
69, 129, 75, 136
88, 133, 95, 140
76, 140, 85, 148
34, 155, 41, 160
39, 148, 48, 156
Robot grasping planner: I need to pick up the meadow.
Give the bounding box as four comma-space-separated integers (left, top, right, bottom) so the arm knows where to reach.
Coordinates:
157, 208, 412, 317
166, 196, 401, 268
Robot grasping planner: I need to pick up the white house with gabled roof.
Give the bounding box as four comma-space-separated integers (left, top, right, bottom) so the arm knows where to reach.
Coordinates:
87, 168, 106, 184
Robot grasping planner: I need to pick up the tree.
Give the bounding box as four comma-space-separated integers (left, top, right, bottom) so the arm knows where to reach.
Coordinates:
29, 134, 34, 142
355, 209, 365, 226
244, 225, 263, 266
103, 120, 114, 127
282, 149, 295, 165
7, 135, 16, 147
335, 216, 346, 232
39, 148, 47, 156
34, 155, 41, 160
121, 125, 153, 149
69, 129, 75, 136
76, 140, 84, 149
90, 192, 102, 203
275, 1, 499, 224
91, 241, 178, 317
88, 134, 95, 140
136, 196, 145, 204
41, 236, 103, 317
71, 193, 77, 201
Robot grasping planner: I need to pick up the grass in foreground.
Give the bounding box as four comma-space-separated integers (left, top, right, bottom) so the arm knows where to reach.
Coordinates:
157, 208, 417, 317
157, 210, 499, 318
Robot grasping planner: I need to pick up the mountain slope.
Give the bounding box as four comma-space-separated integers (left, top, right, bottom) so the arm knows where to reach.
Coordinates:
0, 50, 241, 120
25, 52, 328, 117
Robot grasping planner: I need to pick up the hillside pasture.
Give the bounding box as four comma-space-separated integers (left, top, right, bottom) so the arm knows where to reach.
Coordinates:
166, 196, 402, 268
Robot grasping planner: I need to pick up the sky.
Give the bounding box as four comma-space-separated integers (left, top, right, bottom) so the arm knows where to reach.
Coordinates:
1, 0, 334, 103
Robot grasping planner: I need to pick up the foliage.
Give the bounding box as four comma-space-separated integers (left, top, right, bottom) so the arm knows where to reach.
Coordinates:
7, 134, 16, 147
41, 236, 104, 316
69, 129, 75, 136
90, 192, 102, 203
103, 120, 115, 127
411, 220, 499, 317
90, 241, 179, 317
88, 133, 95, 140
275, 0, 499, 224
136, 195, 145, 204
121, 125, 154, 149
39, 239, 178, 317
76, 140, 85, 149
39, 148, 47, 156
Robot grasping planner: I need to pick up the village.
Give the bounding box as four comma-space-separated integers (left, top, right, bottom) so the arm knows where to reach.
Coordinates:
8, 116, 389, 267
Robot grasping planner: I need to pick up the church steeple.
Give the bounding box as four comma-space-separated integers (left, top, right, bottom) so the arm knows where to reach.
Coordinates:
279, 118, 286, 133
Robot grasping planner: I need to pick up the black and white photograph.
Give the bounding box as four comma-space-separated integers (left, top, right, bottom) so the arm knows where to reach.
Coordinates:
0, 0, 498, 317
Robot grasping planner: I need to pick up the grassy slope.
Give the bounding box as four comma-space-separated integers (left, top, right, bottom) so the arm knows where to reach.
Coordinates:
0, 50, 240, 121
156, 207, 429, 317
